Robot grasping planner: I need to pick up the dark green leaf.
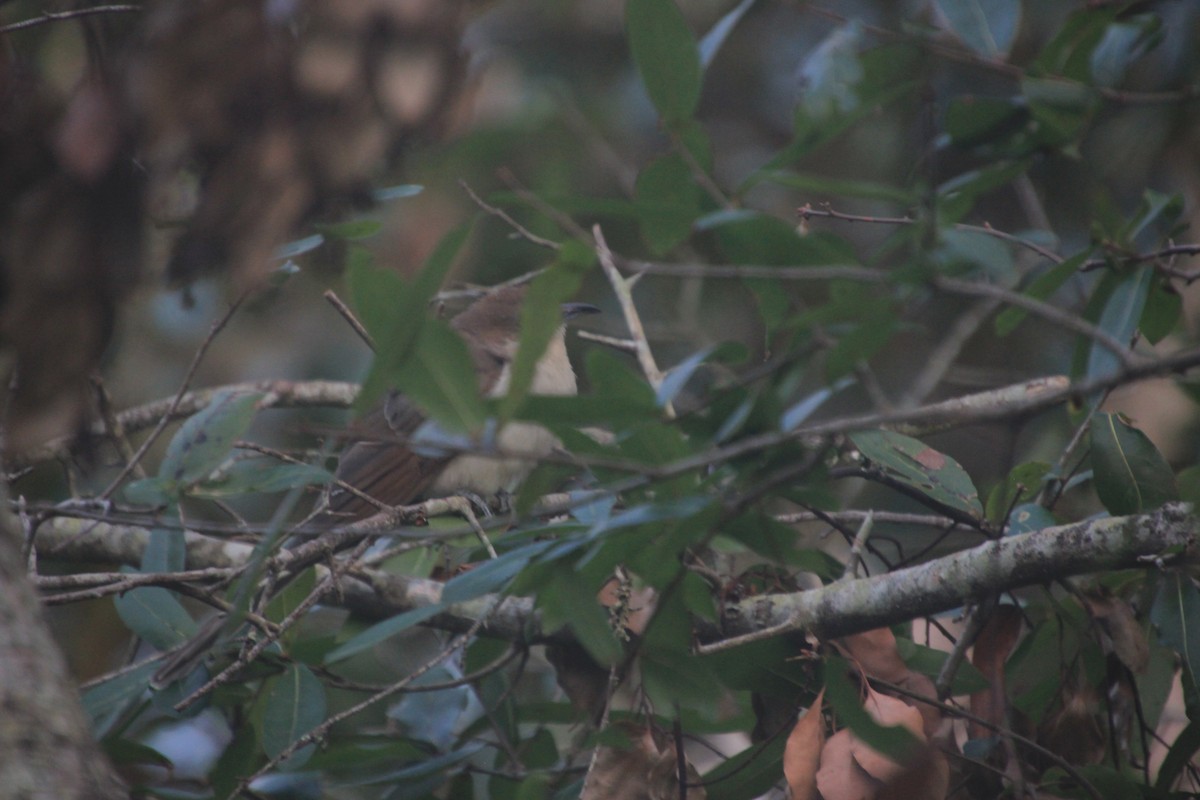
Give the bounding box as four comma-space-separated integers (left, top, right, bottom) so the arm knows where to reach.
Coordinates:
751, 170, 914, 205
851, 430, 983, 519
257, 664, 327, 768
114, 587, 198, 651
701, 737, 786, 800
392, 317, 489, 433
1090, 15, 1163, 87
985, 461, 1051, 524
1086, 267, 1149, 383
143, 527, 186, 572
934, 0, 1020, 58
122, 477, 172, 506
635, 152, 702, 255
374, 184, 424, 202
1006, 503, 1057, 536
323, 605, 446, 665
314, 218, 382, 241
1021, 77, 1098, 146
500, 243, 593, 419
1091, 412, 1177, 515
442, 540, 557, 605
354, 223, 471, 412
657, 346, 714, 408
1150, 573, 1200, 685
193, 458, 333, 497
626, 0, 702, 125
895, 638, 989, 694
1035, 7, 1118, 81
83, 660, 157, 725
1140, 277, 1182, 345
697, 0, 758, 69
798, 22, 863, 119
944, 96, 1025, 148
995, 252, 1087, 336
265, 567, 318, 627
159, 390, 263, 488
824, 657, 924, 761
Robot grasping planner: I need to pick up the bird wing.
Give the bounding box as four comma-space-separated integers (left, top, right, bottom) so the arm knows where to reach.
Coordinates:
324, 390, 451, 519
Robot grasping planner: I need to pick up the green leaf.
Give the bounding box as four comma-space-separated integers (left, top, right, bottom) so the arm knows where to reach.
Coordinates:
265, 567, 318, 627
985, 461, 1051, 524
1086, 267, 1149, 383
798, 22, 864, 119
824, 657, 924, 762
700, 736, 787, 800
500, 243, 593, 420
1150, 573, 1200, 685
257, 664, 326, 768
944, 96, 1025, 148
635, 152, 702, 254
626, 0, 702, 125
114, 586, 198, 651
314, 218, 382, 241
122, 477, 172, 506
441, 540, 557, 605
1035, 7, 1117, 81
895, 638, 989, 694
158, 390, 262, 489
1021, 77, 1098, 146
143, 527, 186, 573
82, 660, 158, 725
1006, 503, 1057, 536
392, 317, 489, 433
1090, 412, 1177, 515
995, 252, 1087, 336
851, 430, 983, 519
752, 170, 914, 205
354, 223, 471, 413
697, 0, 758, 69
1090, 15, 1163, 87
193, 458, 333, 497
934, 0, 1020, 58
323, 604, 446, 665
1140, 276, 1182, 345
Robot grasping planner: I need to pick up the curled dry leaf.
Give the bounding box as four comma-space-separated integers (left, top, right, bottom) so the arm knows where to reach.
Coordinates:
877, 746, 949, 800
1083, 591, 1149, 673
835, 628, 910, 685
784, 689, 825, 800
968, 604, 1023, 740
816, 728, 882, 800
849, 687, 927, 784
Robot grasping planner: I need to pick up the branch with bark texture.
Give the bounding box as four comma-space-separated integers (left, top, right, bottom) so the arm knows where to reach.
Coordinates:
35, 504, 1198, 652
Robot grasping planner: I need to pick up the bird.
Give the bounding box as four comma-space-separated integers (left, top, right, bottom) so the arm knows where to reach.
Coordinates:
325, 283, 600, 520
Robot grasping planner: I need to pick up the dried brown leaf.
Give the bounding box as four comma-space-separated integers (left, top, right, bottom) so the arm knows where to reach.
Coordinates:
816, 729, 882, 800
968, 605, 1023, 739
877, 746, 950, 800
1084, 591, 1150, 673
836, 628, 910, 684
784, 689, 825, 800
850, 687, 927, 784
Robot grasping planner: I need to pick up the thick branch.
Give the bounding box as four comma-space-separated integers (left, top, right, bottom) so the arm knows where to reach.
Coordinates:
35, 506, 1198, 651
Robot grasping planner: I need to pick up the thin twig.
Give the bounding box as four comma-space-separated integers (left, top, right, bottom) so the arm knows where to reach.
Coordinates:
0, 4, 139, 33
322, 290, 376, 351
99, 296, 246, 500
459, 180, 562, 251
593, 224, 673, 417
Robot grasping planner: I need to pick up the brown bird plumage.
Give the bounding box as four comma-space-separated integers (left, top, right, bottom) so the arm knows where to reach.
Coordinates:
326, 284, 597, 519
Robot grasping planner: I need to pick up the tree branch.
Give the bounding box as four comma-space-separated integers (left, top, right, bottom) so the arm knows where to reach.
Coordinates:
35, 505, 1198, 652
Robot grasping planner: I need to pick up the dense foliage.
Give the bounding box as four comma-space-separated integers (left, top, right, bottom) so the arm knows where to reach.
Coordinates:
6, 1, 1200, 798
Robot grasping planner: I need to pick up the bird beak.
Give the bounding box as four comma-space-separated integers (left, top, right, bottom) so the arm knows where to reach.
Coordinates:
560, 302, 601, 320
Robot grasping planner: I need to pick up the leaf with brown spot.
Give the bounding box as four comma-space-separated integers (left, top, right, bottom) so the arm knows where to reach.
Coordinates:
784, 689, 824, 800
913, 447, 945, 470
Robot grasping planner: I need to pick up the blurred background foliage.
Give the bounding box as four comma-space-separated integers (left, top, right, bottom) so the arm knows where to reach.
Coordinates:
5, 0, 1200, 797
